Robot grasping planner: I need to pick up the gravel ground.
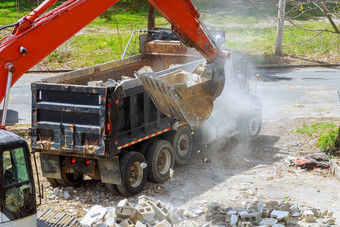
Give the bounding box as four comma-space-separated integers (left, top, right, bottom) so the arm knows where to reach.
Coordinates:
29, 116, 340, 226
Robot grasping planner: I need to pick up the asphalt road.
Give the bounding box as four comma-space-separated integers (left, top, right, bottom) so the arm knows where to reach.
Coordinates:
1, 68, 339, 124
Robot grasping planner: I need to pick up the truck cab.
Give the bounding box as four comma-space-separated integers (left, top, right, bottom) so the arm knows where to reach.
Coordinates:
0, 130, 36, 227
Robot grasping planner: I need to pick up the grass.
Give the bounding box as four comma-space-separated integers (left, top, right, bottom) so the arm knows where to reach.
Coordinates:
1, 0, 340, 68
296, 122, 339, 152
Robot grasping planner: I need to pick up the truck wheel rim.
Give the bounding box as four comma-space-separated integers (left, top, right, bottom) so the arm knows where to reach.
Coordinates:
249, 117, 260, 136
128, 161, 143, 187
177, 134, 189, 156
157, 149, 171, 175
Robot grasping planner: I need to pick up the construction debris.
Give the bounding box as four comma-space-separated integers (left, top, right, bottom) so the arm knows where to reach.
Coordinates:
78, 197, 336, 227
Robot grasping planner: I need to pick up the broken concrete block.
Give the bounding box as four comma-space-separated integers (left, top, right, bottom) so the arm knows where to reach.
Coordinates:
80, 205, 107, 227
302, 210, 315, 223
270, 210, 289, 221
289, 204, 300, 215
116, 206, 143, 223
169, 210, 182, 224
120, 218, 134, 227
274, 203, 290, 212
265, 201, 279, 212
88, 80, 103, 87
135, 220, 147, 227
154, 219, 171, 227
239, 212, 262, 225
118, 199, 130, 208
135, 204, 155, 222
230, 214, 238, 226
150, 200, 170, 220
259, 218, 278, 226
138, 195, 151, 205
227, 210, 238, 221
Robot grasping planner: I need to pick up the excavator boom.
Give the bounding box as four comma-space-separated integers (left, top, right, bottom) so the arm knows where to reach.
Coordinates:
0, 0, 228, 126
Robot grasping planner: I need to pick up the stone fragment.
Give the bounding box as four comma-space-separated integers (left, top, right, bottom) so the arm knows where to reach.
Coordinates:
230, 214, 238, 226
265, 201, 279, 211
328, 211, 333, 217
259, 218, 278, 226
302, 210, 315, 223
246, 189, 255, 196
289, 204, 300, 214
321, 209, 328, 217
324, 217, 336, 225
257, 201, 264, 213
309, 207, 320, 217
274, 203, 290, 212
270, 210, 289, 221
80, 205, 107, 227
194, 209, 204, 216
63, 191, 70, 199
261, 208, 270, 218
206, 201, 221, 217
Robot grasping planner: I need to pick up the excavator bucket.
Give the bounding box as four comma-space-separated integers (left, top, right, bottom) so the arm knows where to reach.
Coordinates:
137, 63, 225, 126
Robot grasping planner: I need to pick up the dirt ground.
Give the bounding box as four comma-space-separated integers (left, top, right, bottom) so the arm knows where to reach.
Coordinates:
27, 116, 339, 225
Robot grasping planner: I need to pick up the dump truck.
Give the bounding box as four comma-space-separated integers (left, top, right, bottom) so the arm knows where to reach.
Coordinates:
30, 33, 262, 197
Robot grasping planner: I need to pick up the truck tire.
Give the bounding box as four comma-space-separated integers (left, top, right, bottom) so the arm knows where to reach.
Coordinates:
146, 140, 174, 183
46, 178, 59, 187
56, 164, 83, 187
164, 126, 192, 165
106, 184, 121, 196
239, 114, 262, 141
117, 152, 147, 196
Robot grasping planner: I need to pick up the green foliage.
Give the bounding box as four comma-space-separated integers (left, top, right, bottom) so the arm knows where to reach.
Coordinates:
296, 122, 339, 152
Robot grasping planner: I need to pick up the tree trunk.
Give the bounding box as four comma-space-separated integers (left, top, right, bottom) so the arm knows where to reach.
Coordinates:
275, 0, 286, 55
148, 3, 155, 31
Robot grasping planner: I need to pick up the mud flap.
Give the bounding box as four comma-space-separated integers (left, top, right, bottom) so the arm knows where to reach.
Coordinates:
40, 153, 61, 179
137, 63, 225, 126
98, 157, 122, 185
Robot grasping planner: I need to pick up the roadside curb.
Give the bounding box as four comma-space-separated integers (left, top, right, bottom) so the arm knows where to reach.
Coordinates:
330, 159, 340, 180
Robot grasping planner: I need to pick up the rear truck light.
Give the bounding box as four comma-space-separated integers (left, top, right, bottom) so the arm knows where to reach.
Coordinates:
106, 123, 111, 132
85, 159, 90, 166
115, 99, 119, 104
71, 158, 76, 164
106, 100, 112, 135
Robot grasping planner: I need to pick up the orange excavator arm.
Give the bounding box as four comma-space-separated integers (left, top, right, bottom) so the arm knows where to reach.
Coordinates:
0, 0, 228, 126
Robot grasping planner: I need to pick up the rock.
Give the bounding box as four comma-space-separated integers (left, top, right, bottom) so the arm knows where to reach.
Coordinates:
323, 217, 336, 225
230, 214, 238, 226
194, 209, 204, 216
289, 204, 300, 214
328, 211, 333, 217
274, 203, 290, 212
309, 207, 320, 217
257, 201, 264, 213
262, 208, 270, 218
80, 205, 107, 227
206, 201, 221, 217
259, 218, 278, 226
270, 210, 289, 221
321, 209, 328, 217
302, 210, 315, 223
240, 222, 253, 227
246, 189, 255, 196
63, 191, 70, 200
265, 201, 279, 211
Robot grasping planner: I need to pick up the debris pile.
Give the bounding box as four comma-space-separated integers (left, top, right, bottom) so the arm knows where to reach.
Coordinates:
78, 196, 336, 227
295, 153, 330, 170
206, 200, 336, 227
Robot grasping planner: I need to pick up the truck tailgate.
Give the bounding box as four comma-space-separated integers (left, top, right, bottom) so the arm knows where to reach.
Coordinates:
31, 83, 108, 156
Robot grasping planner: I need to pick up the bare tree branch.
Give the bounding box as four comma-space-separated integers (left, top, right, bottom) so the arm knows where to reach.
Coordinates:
286, 18, 339, 34
319, 2, 340, 33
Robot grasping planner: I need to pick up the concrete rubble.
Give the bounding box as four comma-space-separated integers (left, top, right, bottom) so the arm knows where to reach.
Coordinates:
79, 197, 337, 227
